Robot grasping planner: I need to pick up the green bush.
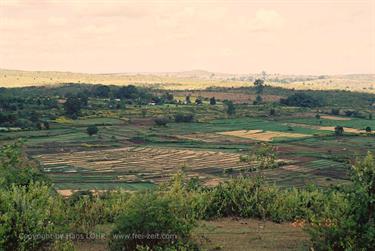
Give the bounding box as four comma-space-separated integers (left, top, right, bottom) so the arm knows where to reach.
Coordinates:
199, 176, 348, 224
203, 176, 278, 219
0, 142, 49, 189
86, 125, 99, 136
307, 152, 375, 250
154, 117, 169, 126
109, 189, 196, 251
269, 186, 348, 223
0, 182, 66, 251
67, 194, 106, 234
67, 190, 131, 234
174, 114, 194, 123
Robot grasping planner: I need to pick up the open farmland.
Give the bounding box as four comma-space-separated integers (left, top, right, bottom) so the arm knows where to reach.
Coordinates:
6, 102, 369, 192
2, 80, 375, 251
30, 113, 369, 190
36, 146, 249, 191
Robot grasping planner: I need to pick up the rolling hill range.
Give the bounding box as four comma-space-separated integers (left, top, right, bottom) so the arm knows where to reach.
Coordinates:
0, 68, 374, 93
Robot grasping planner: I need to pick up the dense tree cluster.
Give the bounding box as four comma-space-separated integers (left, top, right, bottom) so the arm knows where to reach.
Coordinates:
0, 84, 177, 129
280, 93, 323, 108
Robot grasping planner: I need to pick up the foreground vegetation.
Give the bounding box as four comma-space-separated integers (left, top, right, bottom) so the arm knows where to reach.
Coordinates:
0, 143, 374, 250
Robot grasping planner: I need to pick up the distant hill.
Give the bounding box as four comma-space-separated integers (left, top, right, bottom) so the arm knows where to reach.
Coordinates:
0, 68, 374, 93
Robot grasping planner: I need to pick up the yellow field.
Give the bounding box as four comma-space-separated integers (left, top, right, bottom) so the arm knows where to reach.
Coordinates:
217, 130, 309, 141
320, 115, 352, 121
318, 126, 364, 134
1, 69, 374, 92
284, 123, 366, 134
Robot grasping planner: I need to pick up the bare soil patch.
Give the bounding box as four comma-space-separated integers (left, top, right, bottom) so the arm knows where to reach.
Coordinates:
57, 189, 74, 197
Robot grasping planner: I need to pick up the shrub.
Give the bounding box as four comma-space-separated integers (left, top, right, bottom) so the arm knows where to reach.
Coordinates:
209, 97, 216, 105
203, 176, 278, 219
154, 117, 169, 126
331, 108, 340, 115
109, 191, 196, 251
239, 143, 278, 170
307, 152, 375, 250
0, 142, 49, 189
0, 182, 66, 251
195, 98, 202, 105
334, 125, 344, 136
86, 125, 98, 136
174, 114, 194, 123
253, 95, 263, 105
68, 194, 107, 234
223, 100, 235, 116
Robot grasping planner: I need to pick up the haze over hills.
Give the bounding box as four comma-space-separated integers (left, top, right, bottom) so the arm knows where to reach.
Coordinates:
0, 68, 374, 93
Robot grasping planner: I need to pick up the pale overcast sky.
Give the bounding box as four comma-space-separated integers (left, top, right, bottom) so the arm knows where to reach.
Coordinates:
0, 0, 374, 74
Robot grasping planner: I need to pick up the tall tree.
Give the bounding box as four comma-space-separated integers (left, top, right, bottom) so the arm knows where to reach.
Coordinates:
224, 100, 236, 116
253, 79, 265, 104
210, 97, 216, 105
64, 96, 81, 118
254, 79, 265, 95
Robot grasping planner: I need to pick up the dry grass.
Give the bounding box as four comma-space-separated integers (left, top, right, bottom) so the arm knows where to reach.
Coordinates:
194, 218, 310, 251
320, 115, 352, 121
318, 126, 364, 133
217, 130, 309, 141
284, 123, 366, 134
1, 69, 374, 92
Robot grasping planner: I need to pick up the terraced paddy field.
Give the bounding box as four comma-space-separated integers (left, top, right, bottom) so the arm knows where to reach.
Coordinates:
35, 143, 352, 190
253, 159, 351, 187
35, 147, 250, 190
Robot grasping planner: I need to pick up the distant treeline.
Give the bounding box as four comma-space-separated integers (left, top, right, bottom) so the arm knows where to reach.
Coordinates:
206, 86, 375, 109
0, 83, 174, 104
0, 84, 175, 129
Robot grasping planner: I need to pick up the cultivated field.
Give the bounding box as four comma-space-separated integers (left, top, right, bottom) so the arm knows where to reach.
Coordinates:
25, 113, 374, 190
36, 146, 249, 191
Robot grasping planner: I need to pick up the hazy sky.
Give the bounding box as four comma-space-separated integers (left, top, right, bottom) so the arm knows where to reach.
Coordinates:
0, 0, 374, 74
